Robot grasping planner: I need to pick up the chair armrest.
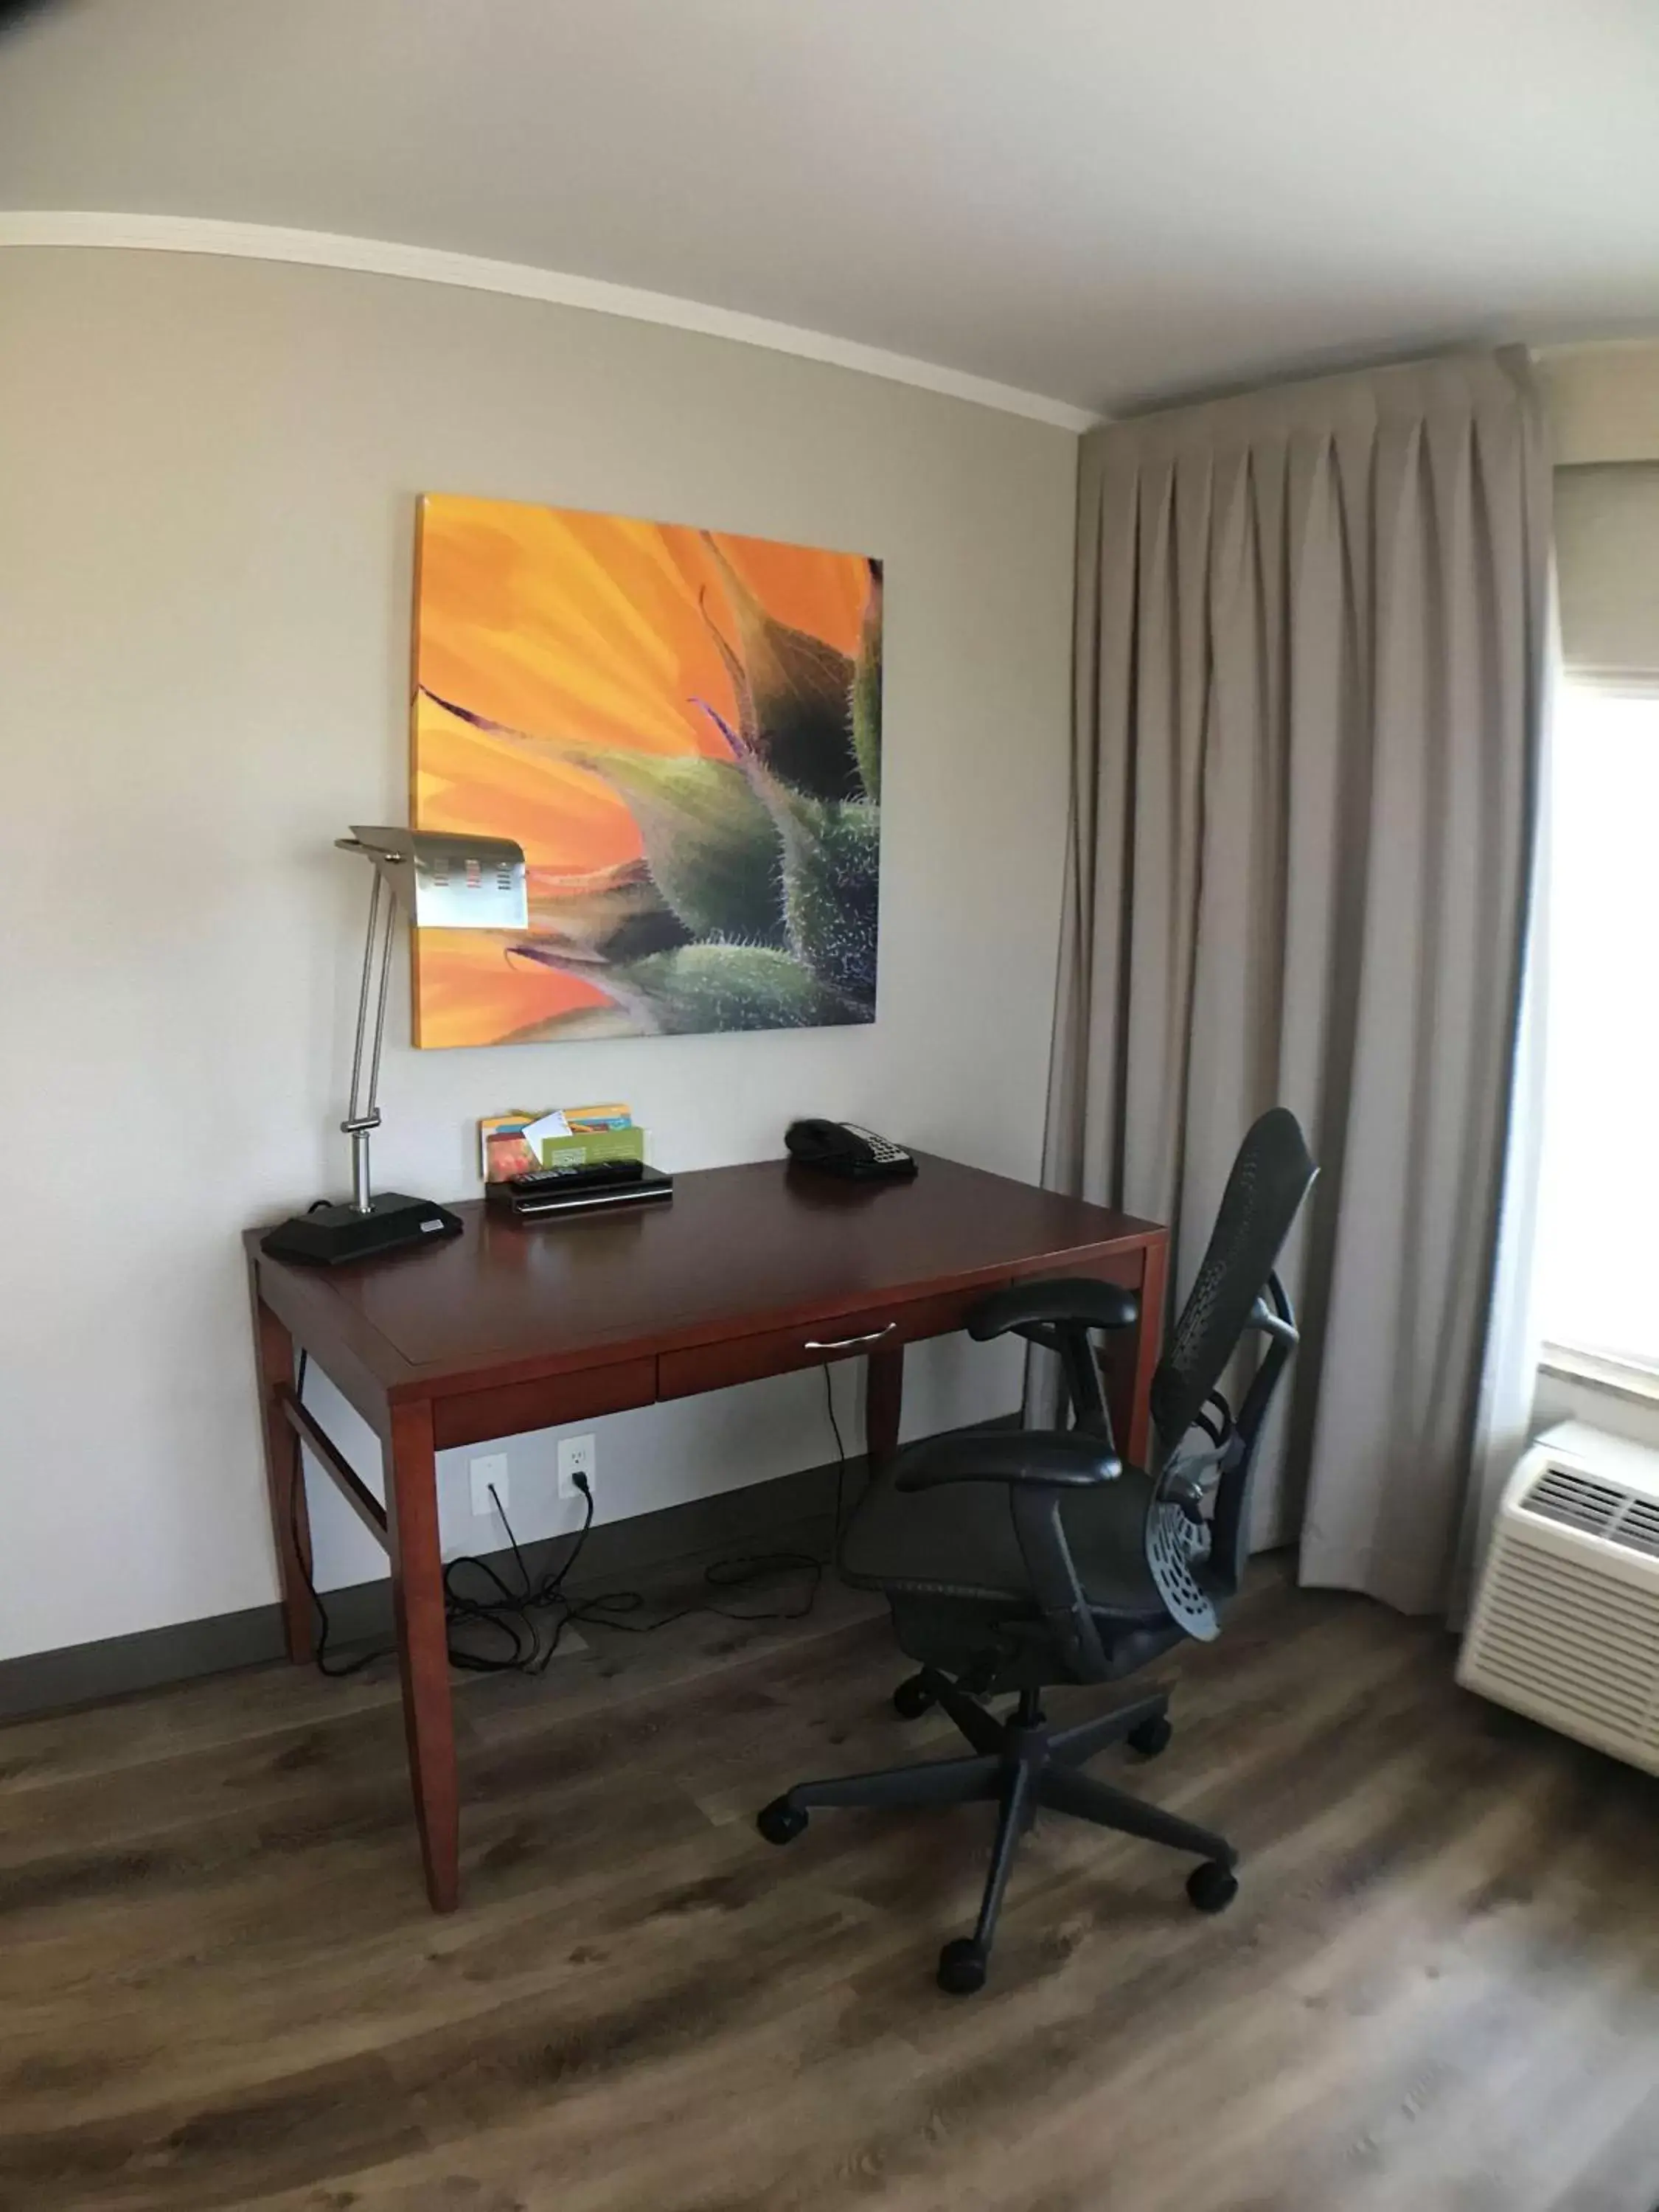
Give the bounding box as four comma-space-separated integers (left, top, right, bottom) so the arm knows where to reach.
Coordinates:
967, 1277, 1139, 1342
894, 1426, 1121, 1492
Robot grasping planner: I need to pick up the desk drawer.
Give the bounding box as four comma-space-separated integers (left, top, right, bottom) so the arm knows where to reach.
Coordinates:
659, 1288, 979, 1401
430, 1356, 658, 1451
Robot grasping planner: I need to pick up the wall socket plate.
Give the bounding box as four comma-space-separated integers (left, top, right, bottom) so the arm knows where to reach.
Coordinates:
470, 1453, 509, 1518
557, 1433, 596, 1500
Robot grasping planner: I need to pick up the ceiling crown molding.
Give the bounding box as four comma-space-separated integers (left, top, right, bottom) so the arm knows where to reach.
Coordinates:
0, 209, 1100, 434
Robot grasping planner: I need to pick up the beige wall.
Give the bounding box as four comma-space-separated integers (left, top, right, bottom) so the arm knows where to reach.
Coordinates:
1539, 339, 1659, 464
0, 248, 1079, 1659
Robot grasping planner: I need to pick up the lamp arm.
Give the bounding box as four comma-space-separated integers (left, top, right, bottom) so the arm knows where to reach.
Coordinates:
341, 865, 397, 1214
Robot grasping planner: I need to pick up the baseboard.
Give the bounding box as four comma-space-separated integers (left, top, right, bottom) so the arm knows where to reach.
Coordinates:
0, 1415, 1016, 1724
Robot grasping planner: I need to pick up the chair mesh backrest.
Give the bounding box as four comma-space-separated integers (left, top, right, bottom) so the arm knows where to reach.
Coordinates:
1149, 1107, 1316, 1453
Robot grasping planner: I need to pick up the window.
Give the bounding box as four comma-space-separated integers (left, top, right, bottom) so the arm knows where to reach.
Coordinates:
1534, 678, 1659, 1366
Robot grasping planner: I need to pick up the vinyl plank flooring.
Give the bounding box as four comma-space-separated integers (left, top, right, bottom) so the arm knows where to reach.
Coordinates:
1, 1567, 1655, 2212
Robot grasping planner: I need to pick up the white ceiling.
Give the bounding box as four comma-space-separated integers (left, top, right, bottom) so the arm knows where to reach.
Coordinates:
2, 0, 1657, 417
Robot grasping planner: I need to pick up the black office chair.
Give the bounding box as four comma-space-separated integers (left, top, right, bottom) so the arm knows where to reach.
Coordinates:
757, 1107, 1317, 1993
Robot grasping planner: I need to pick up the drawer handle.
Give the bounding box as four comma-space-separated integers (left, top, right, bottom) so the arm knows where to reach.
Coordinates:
804, 1321, 898, 1352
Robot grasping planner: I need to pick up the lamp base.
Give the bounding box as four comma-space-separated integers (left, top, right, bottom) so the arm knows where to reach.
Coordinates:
260, 1192, 463, 1267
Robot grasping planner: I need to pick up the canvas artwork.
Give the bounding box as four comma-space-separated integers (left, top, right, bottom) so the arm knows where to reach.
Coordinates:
410, 495, 883, 1047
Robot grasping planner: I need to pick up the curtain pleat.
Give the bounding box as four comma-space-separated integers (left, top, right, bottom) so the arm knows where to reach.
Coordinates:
1046, 351, 1550, 1613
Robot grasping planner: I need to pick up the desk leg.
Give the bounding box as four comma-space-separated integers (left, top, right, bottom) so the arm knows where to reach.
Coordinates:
866, 1343, 903, 1472
1111, 1234, 1168, 1469
253, 1291, 314, 1666
385, 1399, 459, 1913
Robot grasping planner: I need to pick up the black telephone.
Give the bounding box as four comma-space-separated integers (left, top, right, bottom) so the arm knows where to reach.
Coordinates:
785, 1119, 917, 1182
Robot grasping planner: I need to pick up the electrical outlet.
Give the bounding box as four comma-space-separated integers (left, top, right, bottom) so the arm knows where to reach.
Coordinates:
557, 1433, 596, 1500
470, 1453, 509, 1518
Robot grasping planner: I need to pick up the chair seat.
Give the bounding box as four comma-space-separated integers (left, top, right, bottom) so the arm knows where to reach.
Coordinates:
841, 1458, 1169, 1626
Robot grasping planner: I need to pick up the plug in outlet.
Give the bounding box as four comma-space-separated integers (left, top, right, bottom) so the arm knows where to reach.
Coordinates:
557, 1433, 596, 1501
470, 1453, 509, 1518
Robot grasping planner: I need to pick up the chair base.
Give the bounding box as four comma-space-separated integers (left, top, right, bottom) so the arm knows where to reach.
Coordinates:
757, 1669, 1238, 1994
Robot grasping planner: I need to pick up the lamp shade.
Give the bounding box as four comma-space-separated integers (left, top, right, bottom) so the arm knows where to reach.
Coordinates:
338, 826, 527, 930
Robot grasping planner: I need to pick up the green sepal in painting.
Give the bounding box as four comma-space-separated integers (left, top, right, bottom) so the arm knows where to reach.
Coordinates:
599, 944, 863, 1034
701, 534, 861, 802
695, 695, 880, 1013
769, 788, 880, 1009
524, 858, 691, 966
578, 750, 787, 949
852, 561, 883, 803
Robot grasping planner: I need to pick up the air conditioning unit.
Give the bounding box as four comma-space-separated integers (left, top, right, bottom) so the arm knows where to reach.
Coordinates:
1458, 1419, 1659, 1775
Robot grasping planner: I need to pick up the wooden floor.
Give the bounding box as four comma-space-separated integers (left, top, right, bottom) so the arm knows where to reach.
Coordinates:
2, 1565, 1658, 2212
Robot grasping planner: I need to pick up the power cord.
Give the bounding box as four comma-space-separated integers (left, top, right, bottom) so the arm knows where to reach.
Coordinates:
444, 1472, 599, 1674
288, 1353, 852, 1678
570, 1368, 850, 1641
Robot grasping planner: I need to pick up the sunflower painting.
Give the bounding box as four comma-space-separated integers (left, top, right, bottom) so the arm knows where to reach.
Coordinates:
410, 495, 883, 1047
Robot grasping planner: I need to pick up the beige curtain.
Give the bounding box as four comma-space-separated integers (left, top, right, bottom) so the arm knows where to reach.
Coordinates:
1046, 349, 1551, 1614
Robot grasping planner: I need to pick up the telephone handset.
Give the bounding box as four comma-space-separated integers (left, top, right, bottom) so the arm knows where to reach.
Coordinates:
785, 1119, 918, 1182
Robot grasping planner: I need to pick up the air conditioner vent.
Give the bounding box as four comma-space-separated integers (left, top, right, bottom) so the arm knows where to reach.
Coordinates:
1614, 1498, 1659, 1561
1467, 1537, 1659, 1738
1523, 1466, 1628, 1537
1521, 1464, 1659, 1562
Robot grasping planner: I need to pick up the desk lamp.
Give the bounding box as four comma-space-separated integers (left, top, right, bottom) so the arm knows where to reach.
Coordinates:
262, 825, 527, 1265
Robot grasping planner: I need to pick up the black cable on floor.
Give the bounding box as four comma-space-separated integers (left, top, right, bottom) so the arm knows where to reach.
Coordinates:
291, 1348, 854, 1677
574, 1365, 850, 1638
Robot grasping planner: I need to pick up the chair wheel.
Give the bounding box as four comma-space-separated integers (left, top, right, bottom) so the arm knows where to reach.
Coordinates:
1186, 1860, 1239, 1913
892, 1673, 936, 1719
1127, 1714, 1174, 1758
936, 1937, 987, 1995
757, 1797, 808, 1846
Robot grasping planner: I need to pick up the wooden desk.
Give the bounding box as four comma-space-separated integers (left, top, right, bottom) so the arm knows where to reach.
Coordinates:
245, 1152, 1166, 1911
